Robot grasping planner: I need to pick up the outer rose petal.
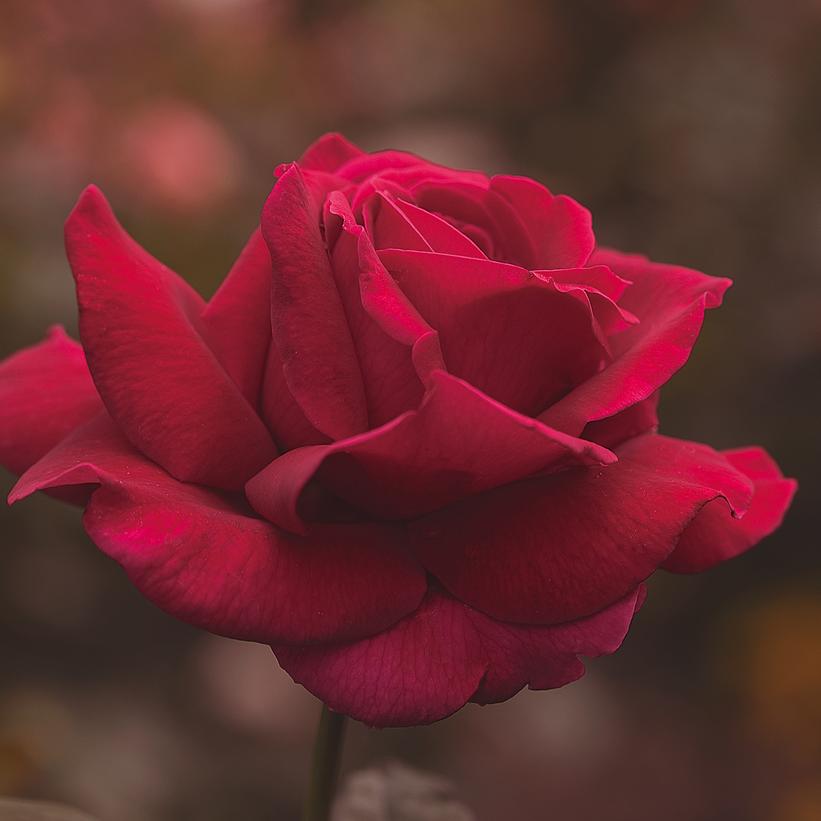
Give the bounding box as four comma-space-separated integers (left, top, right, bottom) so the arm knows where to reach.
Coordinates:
263, 164, 368, 440
274, 587, 642, 727
9, 415, 426, 644
410, 434, 754, 625
663, 447, 797, 573
201, 229, 272, 406
541, 249, 732, 435
0, 326, 102, 477
490, 175, 595, 268
246, 371, 615, 532
66, 186, 277, 490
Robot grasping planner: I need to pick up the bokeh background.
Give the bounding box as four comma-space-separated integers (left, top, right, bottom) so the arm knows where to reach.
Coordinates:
1, 1, 820, 819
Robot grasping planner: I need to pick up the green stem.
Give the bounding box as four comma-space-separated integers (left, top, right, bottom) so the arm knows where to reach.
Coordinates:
302, 703, 347, 821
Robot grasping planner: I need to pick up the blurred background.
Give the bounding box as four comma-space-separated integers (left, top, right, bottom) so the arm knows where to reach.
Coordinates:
1, 0, 820, 819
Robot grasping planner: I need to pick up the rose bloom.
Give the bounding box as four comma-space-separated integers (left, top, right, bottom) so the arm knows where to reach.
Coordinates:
1, 134, 795, 727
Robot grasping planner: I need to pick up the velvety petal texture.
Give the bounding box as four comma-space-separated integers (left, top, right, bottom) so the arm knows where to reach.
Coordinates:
663, 448, 797, 573
3, 134, 794, 728
0, 326, 102, 477
274, 586, 643, 727
410, 434, 754, 626
10, 415, 426, 644
66, 186, 277, 490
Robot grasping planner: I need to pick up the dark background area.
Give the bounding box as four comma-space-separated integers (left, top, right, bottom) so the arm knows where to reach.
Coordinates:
1, 1, 819, 819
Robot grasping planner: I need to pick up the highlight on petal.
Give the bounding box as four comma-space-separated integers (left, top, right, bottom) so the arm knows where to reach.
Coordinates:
263, 165, 368, 439
0, 326, 102, 478
10, 415, 426, 645
246, 371, 615, 533
541, 248, 732, 435
66, 185, 277, 490
274, 586, 642, 727
410, 434, 754, 626
664, 447, 797, 573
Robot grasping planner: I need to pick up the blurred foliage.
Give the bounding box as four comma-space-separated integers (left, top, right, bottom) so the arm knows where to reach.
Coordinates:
1, 1, 819, 819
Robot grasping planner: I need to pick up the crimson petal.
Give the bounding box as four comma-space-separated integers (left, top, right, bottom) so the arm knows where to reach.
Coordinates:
490, 175, 595, 268
299, 132, 365, 173
201, 228, 272, 406
246, 371, 614, 533
410, 434, 754, 625
378, 249, 608, 416
66, 186, 276, 490
274, 587, 641, 727
263, 165, 368, 439
0, 326, 102, 479
10, 415, 426, 644
663, 447, 796, 573
541, 249, 732, 435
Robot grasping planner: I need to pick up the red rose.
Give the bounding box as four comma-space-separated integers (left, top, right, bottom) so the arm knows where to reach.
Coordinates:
2, 133, 795, 727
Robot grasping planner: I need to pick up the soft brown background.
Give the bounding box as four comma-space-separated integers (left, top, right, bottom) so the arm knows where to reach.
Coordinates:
1, 1, 820, 819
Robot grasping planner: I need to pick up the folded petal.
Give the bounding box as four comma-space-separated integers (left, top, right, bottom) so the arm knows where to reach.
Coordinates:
412, 181, 536, 267
273, 586, 641, 727
387, 196, 487, 258
582, 393, 660, 449
66, 186, 276, 490
378, 250, 607, 416
490, 175, 595, 268
10, 415, 426, 644
246, 370, 615, 533
263, 165, 368, 439
541, 249, 732, 435
366, 192, 433, 252
410, 433, 754, 625
201, 229, 271, 405
0, 326, 102, 478
664, 447, 797, 573
260, 342, 329, 450
325, 192, 442, 426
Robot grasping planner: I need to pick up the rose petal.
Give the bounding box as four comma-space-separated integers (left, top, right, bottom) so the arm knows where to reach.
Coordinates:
274, 587, 641, 727
299, 132, 365, 173
377, 250, 607, 416
582, 393, 660, 448
263, 165, 368, 439
490, 175, 595, 268
0, 326, 102, 478
412, 181, 537, 267
325, 192, 442, 425
65, 186, 276, 490
410, 433, 754, 625
367, 192, 433, 252
260, 342, 329, 449
540, 249, 732, 435
246, 371, 615, 533
10, 414, 426, 644
388, 196, 487, 258
663, 447, 797, 573
201, 228, 271, 405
